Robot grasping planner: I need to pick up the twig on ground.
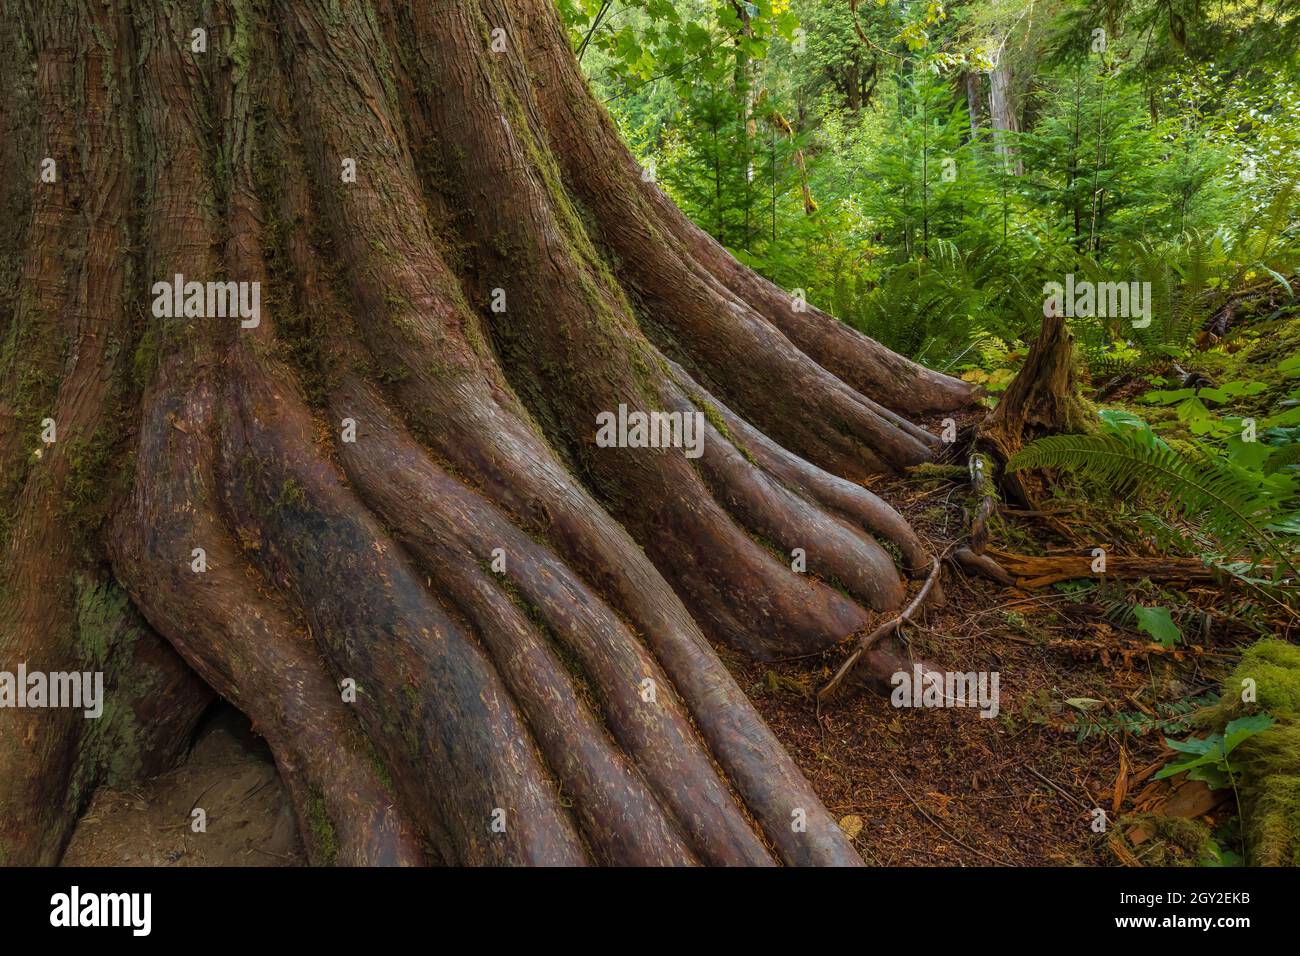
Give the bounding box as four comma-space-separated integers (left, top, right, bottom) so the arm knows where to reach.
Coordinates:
887, 768, 1008, 866
818, 555, 942, 705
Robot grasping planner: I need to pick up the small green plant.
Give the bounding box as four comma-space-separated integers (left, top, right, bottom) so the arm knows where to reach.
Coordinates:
1156, 714, 1276, 789
1069, 692, 1216, 743
1157, 713, 1277, 863
1132, 604, 1182, 647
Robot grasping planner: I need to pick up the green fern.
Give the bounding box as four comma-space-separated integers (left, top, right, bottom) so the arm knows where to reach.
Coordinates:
1264, 442, 1300, 476
1006, 432, 1298, 573
1071, 184, 1300, 377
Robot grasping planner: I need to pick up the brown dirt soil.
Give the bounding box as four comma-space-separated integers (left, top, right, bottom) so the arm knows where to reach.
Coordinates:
62, 704, 304, 867
724, 410, 1246, 867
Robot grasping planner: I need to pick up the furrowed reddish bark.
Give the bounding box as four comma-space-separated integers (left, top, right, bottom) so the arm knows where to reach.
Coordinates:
1, 0, 981, 868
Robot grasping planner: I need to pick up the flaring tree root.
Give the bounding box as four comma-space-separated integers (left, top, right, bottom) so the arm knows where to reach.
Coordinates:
0, 0, 976, 865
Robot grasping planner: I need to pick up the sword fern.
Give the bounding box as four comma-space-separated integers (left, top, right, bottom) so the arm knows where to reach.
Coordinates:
1007, 432, 1299, 575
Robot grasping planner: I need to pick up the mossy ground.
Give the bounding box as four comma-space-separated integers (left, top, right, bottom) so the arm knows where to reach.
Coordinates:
1202, 639, 1300, 866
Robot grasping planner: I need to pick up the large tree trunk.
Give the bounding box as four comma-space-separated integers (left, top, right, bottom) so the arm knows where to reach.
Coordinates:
0, 0, 975, 866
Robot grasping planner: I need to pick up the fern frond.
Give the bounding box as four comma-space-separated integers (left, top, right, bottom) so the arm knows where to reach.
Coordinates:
1006, 433, 1296, 570
1264, 442, 1300, 476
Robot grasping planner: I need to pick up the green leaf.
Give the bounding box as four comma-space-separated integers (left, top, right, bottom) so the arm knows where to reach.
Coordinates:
1141, 388, 1196, 405
1226, 436, 1272, 471
683, 22, 710, 52
1222, 714, 1276, 754
1156, 751, 1216, 779
1260, 265, 1295, 299
1100, 413, 1166, 449
1176, 396, 1212, 428
1266, 407, 1300, 428
1202, 844, 1243, 867
1187, 764, 1231, 789
1065, 697, 1104, 711
1156, 713, 1276, 784
1164, 734, 1217, 756
1133, 605, 1181, 648
1216, 380, 1269, 397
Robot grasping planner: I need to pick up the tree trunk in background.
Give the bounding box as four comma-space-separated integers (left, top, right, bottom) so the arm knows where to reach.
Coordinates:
962, 71, 985, 140
988, 64, 1023, 175
0, 0, 975, 866
846, 61, 862, 112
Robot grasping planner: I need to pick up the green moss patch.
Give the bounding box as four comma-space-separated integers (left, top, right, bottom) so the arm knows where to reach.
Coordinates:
1204, 639, 1300, 865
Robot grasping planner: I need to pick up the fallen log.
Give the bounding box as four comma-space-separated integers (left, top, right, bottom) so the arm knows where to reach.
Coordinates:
985, 549, 1230, 589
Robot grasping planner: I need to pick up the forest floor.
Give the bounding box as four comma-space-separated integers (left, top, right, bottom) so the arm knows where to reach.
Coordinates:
61, 408, 1256, 868
733, 401, 1257, 867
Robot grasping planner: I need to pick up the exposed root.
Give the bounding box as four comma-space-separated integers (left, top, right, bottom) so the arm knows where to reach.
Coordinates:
275, 0, 862, 863
951, 547, 1018, 587
664, 386, 905, 612
513, 0, 973, 434
329, 376, 766, 865
661, 354, 933, 575
818, 557, 944, 704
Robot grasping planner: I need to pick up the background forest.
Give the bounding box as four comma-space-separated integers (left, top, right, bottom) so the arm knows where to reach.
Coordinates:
563, 0, 1297, 370
561, 0, 1300, 865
